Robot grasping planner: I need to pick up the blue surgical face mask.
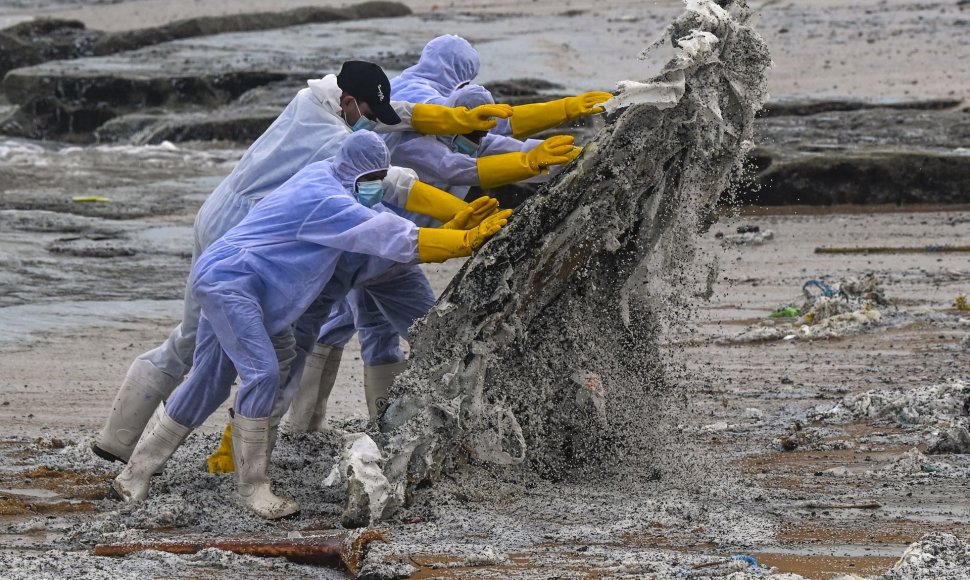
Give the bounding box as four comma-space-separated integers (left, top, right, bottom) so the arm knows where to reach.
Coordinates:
452, 134, 480, 156
350, 100, 377, 132
355, 179, 384, 207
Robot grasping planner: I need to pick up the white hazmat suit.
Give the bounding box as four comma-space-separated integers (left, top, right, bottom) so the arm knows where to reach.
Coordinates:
94, 72, 477, 463
390, 34, 480, 105
170, 132, 417, 427
113, 132, 419, 520
284, 84, 553, 431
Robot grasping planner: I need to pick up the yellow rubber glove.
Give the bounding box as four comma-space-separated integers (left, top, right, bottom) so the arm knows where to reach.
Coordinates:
441, 196, 500, 230
206, 423, 235, 473
417, 209, 512, 262
411, 103, 513, 135
404, 180, 470, 223
477, 135, 579, 189
527, 135, 579, 169
562, 145, 583, 163
564, 91, 613, 118
509, 91, 612, 139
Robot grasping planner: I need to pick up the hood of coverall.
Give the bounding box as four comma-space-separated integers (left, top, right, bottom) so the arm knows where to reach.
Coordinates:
392, 35, 480, 99
331, 131, 391, 192
438, 84, 496, 148
446, 83, 495, 109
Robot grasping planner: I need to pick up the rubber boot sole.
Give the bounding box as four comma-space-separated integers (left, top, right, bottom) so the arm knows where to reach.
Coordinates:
91, 443, 127, 464
271, 509, 302, 521
107, 483, 125, 502
93, 443, 163, 476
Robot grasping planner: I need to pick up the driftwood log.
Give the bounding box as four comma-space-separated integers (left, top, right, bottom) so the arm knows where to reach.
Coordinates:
815, 245, 970, 255
92, 530, 384, 574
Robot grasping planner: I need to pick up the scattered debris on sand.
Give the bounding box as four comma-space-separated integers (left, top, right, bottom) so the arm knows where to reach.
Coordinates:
722, 274, 906, 343
883, 533, 970, 580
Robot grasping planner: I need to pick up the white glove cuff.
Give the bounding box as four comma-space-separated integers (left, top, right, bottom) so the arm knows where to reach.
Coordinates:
382, 166, 419, 207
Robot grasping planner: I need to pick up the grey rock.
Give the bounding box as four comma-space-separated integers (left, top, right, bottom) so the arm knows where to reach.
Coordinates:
0, 2, 411, 141
0, 18, 102, 79
89, 2, 410, 57
928, 426, 970, 455
740, 103, 970, 205
0, 2, 410, 80
743, 148, 970, 205
762, 97, 963, 117
483, 78, 565, 98
100, 107, 282, 145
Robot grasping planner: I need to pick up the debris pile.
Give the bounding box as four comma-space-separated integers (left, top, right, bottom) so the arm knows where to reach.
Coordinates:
883, 533, 970, 580
717, 224, 774, 246
724, 274, 897, 343
928, 424, 970, 455
815, 379, 969, 428
876, 447, 953, 477
356, 0, 771, 525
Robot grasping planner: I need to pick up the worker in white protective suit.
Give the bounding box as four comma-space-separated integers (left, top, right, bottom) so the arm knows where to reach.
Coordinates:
281, 83, 589, 434
92, 59, 513, 466
392, 35, 613, 142
111, 131, 512, 520
272, 37, 611, 436
390, 34, 481, 105
202, 135, 517, 471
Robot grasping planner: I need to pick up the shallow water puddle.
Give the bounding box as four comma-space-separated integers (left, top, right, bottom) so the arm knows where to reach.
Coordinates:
409, 552, 585, 578
0, 487, 62, 499
0, 491, 97, 517
729, 414, 970, 577
0, 517, 67, 550
0, 457, 114, 520
754, 552, 899, 578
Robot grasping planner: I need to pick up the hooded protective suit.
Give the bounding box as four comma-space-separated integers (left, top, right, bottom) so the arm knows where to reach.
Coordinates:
164, 132, 419, 427
141, 75, 420, 383
389, 37, 518, 138
384, 84, 547, 227
312, 84, 544, 369
390, 35, 480, 105
97, 54, 513, 465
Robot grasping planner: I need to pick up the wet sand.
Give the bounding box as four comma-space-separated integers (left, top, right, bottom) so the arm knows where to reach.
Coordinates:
2, 206, 967, 577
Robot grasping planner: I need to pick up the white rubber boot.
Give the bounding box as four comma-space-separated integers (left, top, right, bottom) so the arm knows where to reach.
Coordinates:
93, 358, 181, 463
111, 405, 191, 503
232, 414, 300, 520
281, 345, 342, 434
268, 415, 281, 458
363, 360, 407, 419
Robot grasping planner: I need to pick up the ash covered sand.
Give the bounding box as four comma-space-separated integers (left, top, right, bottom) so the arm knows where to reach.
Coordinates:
2, 209, 969, 578
1, 0, 970, 579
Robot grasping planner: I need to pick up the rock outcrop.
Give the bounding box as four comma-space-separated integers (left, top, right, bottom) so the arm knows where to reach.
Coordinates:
743, 102, 970, 205
0, 2, 410, 79
0, 2, 411, 141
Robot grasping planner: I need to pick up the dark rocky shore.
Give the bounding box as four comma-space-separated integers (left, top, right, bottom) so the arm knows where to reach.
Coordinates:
1, 2, 968, 206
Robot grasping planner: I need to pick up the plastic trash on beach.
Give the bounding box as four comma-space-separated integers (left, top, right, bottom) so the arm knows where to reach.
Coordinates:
955, 294, 969, 311
323, 433, 391, 528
